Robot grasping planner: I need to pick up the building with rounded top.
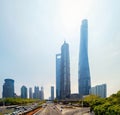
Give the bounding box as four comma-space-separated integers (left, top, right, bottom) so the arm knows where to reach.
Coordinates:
3, 78, 15, 98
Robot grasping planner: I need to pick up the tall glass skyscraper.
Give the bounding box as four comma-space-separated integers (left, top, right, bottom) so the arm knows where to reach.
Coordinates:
56, 41, 71, 99
78, 19, 91, 98
60, 41, 71, 99
21, 85, 27, 98
3, 79, 14, 98
56, 54, 61, 99
29, 87, 33, 99
40, 86, 44, 100
51, 86, 54, 100
33, 86, 39, 99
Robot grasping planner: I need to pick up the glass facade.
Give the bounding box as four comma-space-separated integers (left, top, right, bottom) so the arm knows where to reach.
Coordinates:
21, 85, 27, 98
60, 41, 71, 99
56, 54, 61, 99
90, 84, 107, 98
3, 79, 14, 98
51, 86, 54, 100
78, 19, 91, 98
56, 41, 71, 99
29, 87, 33, 99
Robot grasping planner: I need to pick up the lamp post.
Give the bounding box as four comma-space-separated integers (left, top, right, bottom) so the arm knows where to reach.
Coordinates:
80, 95, 83, 115
81, 95, 83, 108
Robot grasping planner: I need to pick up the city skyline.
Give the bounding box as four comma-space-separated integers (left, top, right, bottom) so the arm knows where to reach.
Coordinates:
2, 78, 45, 99
0, 0, 120, 99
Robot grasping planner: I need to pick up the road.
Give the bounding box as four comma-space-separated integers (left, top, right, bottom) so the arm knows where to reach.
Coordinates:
34, 103, 94, 115
34, 103, 62, 115
62, 107, 92, 115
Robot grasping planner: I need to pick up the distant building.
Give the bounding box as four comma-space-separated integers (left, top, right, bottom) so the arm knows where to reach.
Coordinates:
29, 87, 33, 99
78, 19, 91, 98
40, 86, 44, 100
14, 93, 20, 98
32, 86, 44, 99
3, 79, 15, 98
51, 86, 54, 100
33, 86, 39, 99
56, 54, 61, 100
21, 85, 27, 98
70, 93, 80, 100
90, 84, 107, 98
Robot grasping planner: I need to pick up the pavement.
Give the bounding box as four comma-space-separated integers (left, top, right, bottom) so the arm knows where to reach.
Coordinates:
83, 112, 94, 115
34, 103, 62, 115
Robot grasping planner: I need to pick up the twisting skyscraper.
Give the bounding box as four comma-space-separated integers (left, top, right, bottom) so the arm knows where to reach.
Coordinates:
78, 19, 91, 98
56, 41, 71, 99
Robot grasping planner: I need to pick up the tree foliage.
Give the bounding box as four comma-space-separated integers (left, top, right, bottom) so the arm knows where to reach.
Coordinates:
0, 98, 42, 106
84, 90, 120, 114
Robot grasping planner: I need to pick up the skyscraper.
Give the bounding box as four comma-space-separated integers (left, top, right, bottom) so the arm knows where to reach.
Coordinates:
60, 41, 71, 99
90, 84, 107, 98
3, 79, 14, 98
78, 19, 91, 98
40, 86, 44, 100
21, 85, 27, 98
33, 86, 39, 99
51, 86, 54, 100
29, 87, 33, 99
56, 54, 61, 99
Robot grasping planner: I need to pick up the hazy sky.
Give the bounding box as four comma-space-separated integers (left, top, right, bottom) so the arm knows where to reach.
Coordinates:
0, 0, 120, 99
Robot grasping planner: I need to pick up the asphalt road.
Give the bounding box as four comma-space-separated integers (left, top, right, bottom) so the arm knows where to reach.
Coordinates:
63, 107, 91, 115
34, 104, 62, 115
34, 103, 94, 115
